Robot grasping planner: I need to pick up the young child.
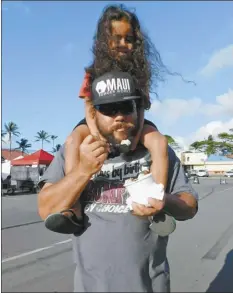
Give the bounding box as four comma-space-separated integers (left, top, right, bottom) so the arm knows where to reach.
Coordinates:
44, 5, 169, 234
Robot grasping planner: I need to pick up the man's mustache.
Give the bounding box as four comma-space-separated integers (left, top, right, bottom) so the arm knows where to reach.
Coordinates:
110, 122, 135, 132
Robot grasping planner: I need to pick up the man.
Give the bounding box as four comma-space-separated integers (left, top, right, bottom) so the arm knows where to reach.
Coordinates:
38, 71, 198, 292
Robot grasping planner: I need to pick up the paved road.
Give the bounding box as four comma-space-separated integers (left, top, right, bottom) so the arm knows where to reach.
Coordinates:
2, 178, 233, 292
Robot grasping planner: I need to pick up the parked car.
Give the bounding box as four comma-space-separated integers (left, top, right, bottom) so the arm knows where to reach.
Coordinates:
188, 170, 198, 177
196, 169, 209, 177
224, 170, 233, 177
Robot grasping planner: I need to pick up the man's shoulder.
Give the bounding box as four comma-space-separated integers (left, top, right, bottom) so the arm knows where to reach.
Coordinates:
73, 118, 87, 130
144, 119, 157, 129
167, 146, 180, 171
167, 146, 178, 161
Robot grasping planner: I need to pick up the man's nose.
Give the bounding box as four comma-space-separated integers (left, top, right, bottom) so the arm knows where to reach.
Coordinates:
114, 113, 125, 122
119, 37, 126, 47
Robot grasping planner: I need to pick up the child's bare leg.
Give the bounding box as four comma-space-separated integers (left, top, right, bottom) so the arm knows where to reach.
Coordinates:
64, 98, 105, 219
140, 125, 168, 188
65, 98, 99, 176
64, 126, 90, 219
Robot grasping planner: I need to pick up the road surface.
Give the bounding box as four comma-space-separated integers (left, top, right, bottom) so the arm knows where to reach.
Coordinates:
2, 178, 233, 292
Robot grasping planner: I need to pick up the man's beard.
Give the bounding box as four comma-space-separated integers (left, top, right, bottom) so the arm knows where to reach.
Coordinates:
96, 119, 139, 147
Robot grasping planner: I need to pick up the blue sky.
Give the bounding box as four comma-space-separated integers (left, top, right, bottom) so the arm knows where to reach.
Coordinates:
2, 1, 233, 152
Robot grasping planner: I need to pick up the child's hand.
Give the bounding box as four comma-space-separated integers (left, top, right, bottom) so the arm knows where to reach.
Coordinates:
92, 132, 107, 142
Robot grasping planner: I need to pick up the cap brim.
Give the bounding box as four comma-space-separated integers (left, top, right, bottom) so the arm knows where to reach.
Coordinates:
93, 95, 141, 106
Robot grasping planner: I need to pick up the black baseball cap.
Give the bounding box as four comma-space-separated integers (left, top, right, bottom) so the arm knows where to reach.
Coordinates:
92, 71, 141, 105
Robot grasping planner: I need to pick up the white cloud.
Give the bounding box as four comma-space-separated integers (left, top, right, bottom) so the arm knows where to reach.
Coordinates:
150, 97, 202, 125
200, 44, 233, 77
174, 118, 233, 150
191, 118, 233, 142
172, 136, 190, 151
150, 89, 233, 125
203, 89, 233, 116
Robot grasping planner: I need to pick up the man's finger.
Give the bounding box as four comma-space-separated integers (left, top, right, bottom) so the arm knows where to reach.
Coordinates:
82, 134, 96, 145
92, 146, 108, 158
92, 132, 107, 142
131, 203, 144, 216
90, 141, 108, 152
147, 198, 165, 210
132, 202, 153, 216
96, 153, 108, 164
132, 202, 157, 217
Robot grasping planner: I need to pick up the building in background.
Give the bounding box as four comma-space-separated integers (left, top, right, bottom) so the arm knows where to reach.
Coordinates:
181, 151, 207, 171
1, 149, 26, 180
181, 151, 233, 175
205, 155, 233, 175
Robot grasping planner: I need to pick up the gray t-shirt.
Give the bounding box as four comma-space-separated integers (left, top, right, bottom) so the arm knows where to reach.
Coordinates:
40, 144, 198, 292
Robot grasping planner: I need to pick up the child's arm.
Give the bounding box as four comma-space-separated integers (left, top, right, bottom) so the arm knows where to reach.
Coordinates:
79, 72, 106, 140
65, 124, 90, 175
65, 72, 105, 175
140, 125, 168, 189
130, 104, 144, 150
65, 98, 107, 175
84, 98, 105, 140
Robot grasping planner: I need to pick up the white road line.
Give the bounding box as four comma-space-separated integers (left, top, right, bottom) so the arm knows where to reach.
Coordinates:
2, 239, 72, 263
218, 186, 233, 193
2, 186, 232, 264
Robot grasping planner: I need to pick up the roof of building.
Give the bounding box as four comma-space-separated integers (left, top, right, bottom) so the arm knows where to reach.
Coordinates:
1, 149, 27, 161
207, 154, 233, 162
11, 149, 54, 166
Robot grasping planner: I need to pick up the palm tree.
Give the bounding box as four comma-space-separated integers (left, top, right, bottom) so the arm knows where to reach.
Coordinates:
51, 135, 58, 149
1, 130, 6, 142
35, 130, 50, 149
52, 144, 61, 153
190, 141, 203, 151
164, 135, 175, 145
15, 138, 32, 155
4, 122, 20, 160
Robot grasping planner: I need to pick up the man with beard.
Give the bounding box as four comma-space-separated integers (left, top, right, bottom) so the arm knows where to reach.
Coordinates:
38, 71, 198, 292
44, 4, 174, 233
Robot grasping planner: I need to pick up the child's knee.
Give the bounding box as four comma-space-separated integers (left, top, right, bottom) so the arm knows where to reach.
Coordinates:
160, 134, 168, 148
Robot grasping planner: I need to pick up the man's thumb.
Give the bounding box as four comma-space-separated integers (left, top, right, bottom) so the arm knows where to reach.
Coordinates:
82, 134, 96, 145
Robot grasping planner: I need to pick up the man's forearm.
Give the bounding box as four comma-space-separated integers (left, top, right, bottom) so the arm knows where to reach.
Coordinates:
38, 170, 91, 220
164, 192, 198, 220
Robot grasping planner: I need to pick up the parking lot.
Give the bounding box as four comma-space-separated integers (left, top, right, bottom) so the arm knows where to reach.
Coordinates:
2, 177, 233, 292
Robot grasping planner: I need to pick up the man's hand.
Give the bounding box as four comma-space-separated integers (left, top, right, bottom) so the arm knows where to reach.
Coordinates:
132, 198, 165, 217
79, 135, 109, 176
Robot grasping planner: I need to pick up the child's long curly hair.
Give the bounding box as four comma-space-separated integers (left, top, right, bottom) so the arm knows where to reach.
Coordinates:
86, 4, 185, 110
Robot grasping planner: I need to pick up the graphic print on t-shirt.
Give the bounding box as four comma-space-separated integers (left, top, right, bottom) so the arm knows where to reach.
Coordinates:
81, 153, 151, 214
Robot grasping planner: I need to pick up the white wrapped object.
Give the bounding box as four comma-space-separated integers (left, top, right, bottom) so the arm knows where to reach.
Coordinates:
124, 173, 165, 210
119, 139, 132, 153
121, 139, 131, 146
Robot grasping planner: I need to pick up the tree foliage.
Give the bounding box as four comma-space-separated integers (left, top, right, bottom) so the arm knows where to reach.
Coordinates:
35, 130, 50, 149
190, 129, 233, 156
15, 138, 32, 155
